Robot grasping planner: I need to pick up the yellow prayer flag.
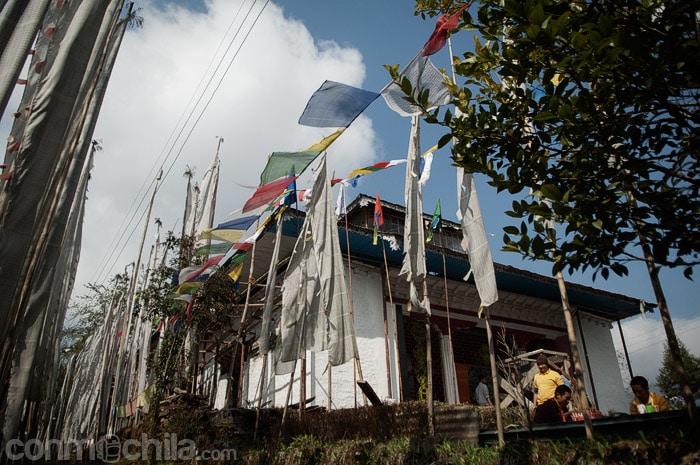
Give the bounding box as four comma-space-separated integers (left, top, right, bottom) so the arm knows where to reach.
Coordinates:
304, 127, 345, 152
227, 262, 244, 282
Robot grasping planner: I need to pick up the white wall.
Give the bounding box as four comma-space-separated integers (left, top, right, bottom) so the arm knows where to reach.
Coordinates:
242, 265, 394, 409
575, 312, 630, 414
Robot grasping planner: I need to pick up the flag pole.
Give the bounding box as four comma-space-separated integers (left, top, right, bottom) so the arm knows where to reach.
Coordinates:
341, 184, 366, 407
234, 242, 257, 403
111, 170, 161, 433
379, 250, 393, 400
423, 280, 434, 436
281, 360, 297, 425
380, 238, 403, 401
438, 229, 459, 402
284, 220, 311, 422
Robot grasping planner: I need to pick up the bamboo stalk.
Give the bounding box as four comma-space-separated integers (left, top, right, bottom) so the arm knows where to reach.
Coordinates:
381, 239, 403, 401
439, 232, 459, 402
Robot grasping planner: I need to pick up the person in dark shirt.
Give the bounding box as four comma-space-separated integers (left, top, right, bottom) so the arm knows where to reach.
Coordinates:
534, 384, 572, 424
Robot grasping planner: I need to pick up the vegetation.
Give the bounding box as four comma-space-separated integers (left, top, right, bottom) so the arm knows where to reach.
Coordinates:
415, 0, 700, 279
61, 275, 129, 362
410, 0, 700, 422
657, 341, 700, 398
235, 433, 699, 465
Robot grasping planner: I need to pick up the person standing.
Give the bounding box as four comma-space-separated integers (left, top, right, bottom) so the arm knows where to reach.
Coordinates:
532, 353, 563, 411
475, 374, 493, 406
629, 375, 670, 414
534, 384, 572, 424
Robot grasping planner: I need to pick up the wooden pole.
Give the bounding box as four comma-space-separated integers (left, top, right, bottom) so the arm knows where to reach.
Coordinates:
236, 343, 245, 407
555, 269, 594, 439
253, 354, 268, 441
423, 281, 434, 436
381, 239, 403, 401
617, 320, 634, 380
284, 221, 310, 424
575, 310, 599, 409
341, 197, 364, 406
281, 361, 296, 424
484, 309, 504, 446
234, 242, 257, 404
380, 263, 393, 399
327, 361, 332, 411
439, 232, 459, 402
300, 357, 306, 419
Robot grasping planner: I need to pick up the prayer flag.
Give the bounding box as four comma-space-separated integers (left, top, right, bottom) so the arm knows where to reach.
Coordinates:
199, 214, 259, 242
457, 167, 498, 307
426, 198, 442, 243
181, 254, 224, 282
198, 229, 245, 243
373, 192, 384, 245
283, 176, 297, 206
380, 54, 452, 116
347, 159, 406, 182
399, 116, 431, 314
242, 175, 298, 213
211, 215, 258, 231
195, 241, 233, 256
259, 150, 319, 185
227, 262, 244, 282
421, 3, 471, 56
304, 127, 345, 152
174, 282, 201, 295
298, 80, 380, 127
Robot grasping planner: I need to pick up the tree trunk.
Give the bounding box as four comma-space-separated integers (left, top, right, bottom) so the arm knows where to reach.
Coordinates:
638, 239, 696, 425
556, 271, 594, 440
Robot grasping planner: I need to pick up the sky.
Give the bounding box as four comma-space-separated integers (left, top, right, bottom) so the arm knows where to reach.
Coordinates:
1, 0, 697, 393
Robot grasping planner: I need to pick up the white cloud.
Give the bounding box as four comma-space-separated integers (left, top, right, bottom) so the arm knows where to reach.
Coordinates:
612, 313, 700, 392
76, 0, 379, 292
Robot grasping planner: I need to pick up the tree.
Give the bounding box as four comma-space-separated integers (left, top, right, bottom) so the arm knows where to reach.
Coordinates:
413, 0, 699, 423
657, 341, 700, 398
61, 275, 129, 360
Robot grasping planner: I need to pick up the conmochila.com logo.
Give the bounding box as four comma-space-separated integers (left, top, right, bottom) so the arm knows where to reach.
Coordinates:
4, 433, 237, 462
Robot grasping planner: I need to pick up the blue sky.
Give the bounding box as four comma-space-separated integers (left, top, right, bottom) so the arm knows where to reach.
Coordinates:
3, 0, 693, 392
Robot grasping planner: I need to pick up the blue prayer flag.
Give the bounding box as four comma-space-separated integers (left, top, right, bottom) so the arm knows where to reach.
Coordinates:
298, 80, 380, 128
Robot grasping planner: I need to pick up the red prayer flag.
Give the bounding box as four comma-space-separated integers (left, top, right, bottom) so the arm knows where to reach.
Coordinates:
242, 175, 298, 213
182, 254, 224, 282
421, 3, 471, 56
373, 192, 384, 245
186, 298, 195, 322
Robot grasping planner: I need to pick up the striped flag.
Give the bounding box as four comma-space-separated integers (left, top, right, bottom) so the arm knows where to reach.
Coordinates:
347, 159, 406, 186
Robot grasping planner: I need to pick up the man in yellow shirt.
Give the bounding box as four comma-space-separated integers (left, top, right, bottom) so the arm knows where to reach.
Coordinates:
532, 354, 563, 410
629, 375, 670, 414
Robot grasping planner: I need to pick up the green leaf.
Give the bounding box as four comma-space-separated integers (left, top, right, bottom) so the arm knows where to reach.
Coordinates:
533, 111, 557, 121
540, 184, 562, 201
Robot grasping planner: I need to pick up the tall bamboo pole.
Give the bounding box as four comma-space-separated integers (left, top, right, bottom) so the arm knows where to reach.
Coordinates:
575, 311, 599, 408
617, 321, 634, 380
253, 355, 268, 441
381, 238, 403, 400
484, 309, 504, 446
423, 281, 434, 436
555, 269, 594, 439
110, 171, 161, 434
234, 242, 257, 402
439, 232, 459, 402
341, 190, 364, 406
380, 262, 393, 399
